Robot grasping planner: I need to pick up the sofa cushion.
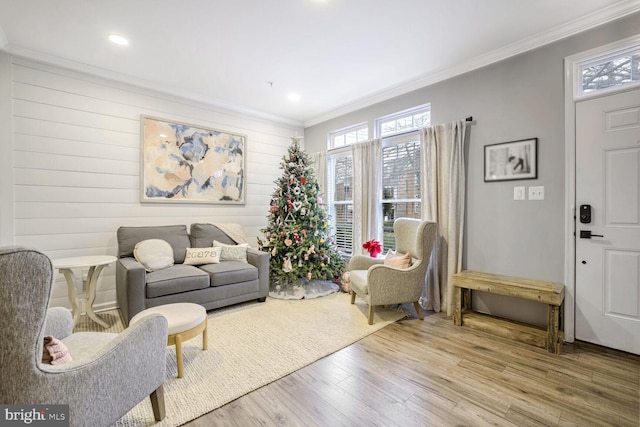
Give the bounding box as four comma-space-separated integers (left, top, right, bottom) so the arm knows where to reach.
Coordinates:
184, 247, 221, 265
117, 225, 191, 264
134, 239, 174, 272
190, 223, 236, 247
199, 262, 258, 287
145, 265, 210, 298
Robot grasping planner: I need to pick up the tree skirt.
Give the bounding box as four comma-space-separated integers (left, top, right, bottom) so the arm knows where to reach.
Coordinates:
269, 279, 340, 299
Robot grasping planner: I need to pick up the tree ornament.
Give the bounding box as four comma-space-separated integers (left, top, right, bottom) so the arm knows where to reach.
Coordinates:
283, 257, 293, 273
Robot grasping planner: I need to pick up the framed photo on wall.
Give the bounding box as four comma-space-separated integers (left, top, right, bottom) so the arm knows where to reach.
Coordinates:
484, 138, 537, 182
140, 116, 246, 204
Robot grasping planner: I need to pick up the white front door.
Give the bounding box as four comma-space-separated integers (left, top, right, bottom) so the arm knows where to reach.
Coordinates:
575, 88, 640, 355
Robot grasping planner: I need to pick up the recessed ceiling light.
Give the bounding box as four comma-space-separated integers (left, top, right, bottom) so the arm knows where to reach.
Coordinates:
108, 34, 129, 46
288, 93, 301, 102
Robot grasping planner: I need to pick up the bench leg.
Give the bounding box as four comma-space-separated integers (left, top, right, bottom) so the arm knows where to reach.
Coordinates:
547, 305, 561, 354
453, 287, 462, 326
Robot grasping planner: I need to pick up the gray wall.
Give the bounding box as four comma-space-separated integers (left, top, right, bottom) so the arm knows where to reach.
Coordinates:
304, 12, 640, 325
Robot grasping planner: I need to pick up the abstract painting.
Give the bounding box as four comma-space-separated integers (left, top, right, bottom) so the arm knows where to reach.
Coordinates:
141, 116, 246, 203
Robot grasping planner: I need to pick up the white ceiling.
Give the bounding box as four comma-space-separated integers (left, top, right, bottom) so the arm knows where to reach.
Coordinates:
1, 0, 639, 126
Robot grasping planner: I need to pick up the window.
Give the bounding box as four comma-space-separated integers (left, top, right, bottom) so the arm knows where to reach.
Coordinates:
328, 123, 368, 149
577, 44, 640, 97
376, 104, 430, 138
381, 134, 421, 251
327, 153, 354, 255
325, 104, 430, 255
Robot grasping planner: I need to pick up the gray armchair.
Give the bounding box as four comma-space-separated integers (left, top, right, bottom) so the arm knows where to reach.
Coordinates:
0, 246, 168, 427
349, 218, 437, 324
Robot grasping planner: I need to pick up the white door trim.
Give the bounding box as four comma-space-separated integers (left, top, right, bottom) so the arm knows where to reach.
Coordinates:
563, 33, 640, 344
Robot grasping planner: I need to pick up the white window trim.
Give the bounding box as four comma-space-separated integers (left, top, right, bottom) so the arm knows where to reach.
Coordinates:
375, 103, 430, 138
328, 122, 368, 150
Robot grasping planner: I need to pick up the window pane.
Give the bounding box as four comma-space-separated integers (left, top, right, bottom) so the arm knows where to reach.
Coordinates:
333, 203, 353, 254
345, 131, 358, 145
380, 121, 396, 137
581, 52, 640, 93
375, 103, 431, 138
396, 117, 412, 131
328, 155, 354, 255
333, 157, 353, 202
381, 140, 421, 251
328, 123, 368, 149
382, 202, 421, 251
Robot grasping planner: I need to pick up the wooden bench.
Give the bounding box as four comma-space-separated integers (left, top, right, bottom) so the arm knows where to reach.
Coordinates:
452, 270, 565, 354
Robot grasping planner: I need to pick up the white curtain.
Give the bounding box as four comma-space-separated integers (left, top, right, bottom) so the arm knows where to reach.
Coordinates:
420, 120, 466, 315
352, 139, 382, 253
310, 151, 327, 198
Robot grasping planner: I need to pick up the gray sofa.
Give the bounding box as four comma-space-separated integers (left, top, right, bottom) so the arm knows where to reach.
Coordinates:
116, 223, 269, 325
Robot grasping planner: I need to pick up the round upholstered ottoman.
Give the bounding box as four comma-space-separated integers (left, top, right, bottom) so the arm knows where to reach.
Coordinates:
130, 303, 208, 378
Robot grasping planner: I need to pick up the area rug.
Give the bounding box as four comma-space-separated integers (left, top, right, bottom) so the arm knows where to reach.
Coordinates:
74, 292, 407, 426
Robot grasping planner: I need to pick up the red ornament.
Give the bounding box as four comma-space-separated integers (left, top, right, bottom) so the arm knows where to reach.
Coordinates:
301, 177, 307, 184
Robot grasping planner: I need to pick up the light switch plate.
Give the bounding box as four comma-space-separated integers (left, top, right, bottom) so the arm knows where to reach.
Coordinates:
514, 186, 525, 200
529, 186, 544, 200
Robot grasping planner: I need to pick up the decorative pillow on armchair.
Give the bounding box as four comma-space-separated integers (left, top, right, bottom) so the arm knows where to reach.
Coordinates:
213, 240, 249, 263
133, 239, 174, 272
184, 247, 222, 265
383, 250, 413, 269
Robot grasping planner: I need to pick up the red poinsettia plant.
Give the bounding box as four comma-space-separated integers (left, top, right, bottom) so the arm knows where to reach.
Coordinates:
362, 239, 382, 258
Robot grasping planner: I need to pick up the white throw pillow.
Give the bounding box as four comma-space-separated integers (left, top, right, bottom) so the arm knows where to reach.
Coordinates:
184, 247, 221, 265
133, 239, 174, 272
213, 240, 249, 263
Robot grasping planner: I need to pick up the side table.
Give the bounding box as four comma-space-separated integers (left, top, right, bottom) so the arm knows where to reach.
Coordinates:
52, 255, 117, 328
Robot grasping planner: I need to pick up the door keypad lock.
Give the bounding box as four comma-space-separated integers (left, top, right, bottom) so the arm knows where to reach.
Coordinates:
580, 204, 592, 223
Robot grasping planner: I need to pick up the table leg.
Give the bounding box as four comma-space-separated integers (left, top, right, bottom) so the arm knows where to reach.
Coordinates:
175, 334, 184, 378
202, 320, 208, 351
85, 265, 109, 328
60, 269, 80, 326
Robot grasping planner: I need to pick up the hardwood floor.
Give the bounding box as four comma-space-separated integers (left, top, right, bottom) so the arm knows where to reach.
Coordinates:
184, 307, 639, 427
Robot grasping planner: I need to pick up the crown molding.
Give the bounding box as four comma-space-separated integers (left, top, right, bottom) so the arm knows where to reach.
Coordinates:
303, 1, 640, 127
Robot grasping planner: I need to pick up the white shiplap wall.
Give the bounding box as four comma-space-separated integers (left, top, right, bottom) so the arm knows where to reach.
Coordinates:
5, 55, 299, 311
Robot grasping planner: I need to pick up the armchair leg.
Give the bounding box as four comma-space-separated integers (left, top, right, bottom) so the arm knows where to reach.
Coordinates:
413, 301, 424, 320
350, 291, 356, 304
150, 385, 165, 421
368, 305, 375, 325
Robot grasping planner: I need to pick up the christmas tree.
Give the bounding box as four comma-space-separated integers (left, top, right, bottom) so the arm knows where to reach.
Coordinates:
257, 136, 345, 296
